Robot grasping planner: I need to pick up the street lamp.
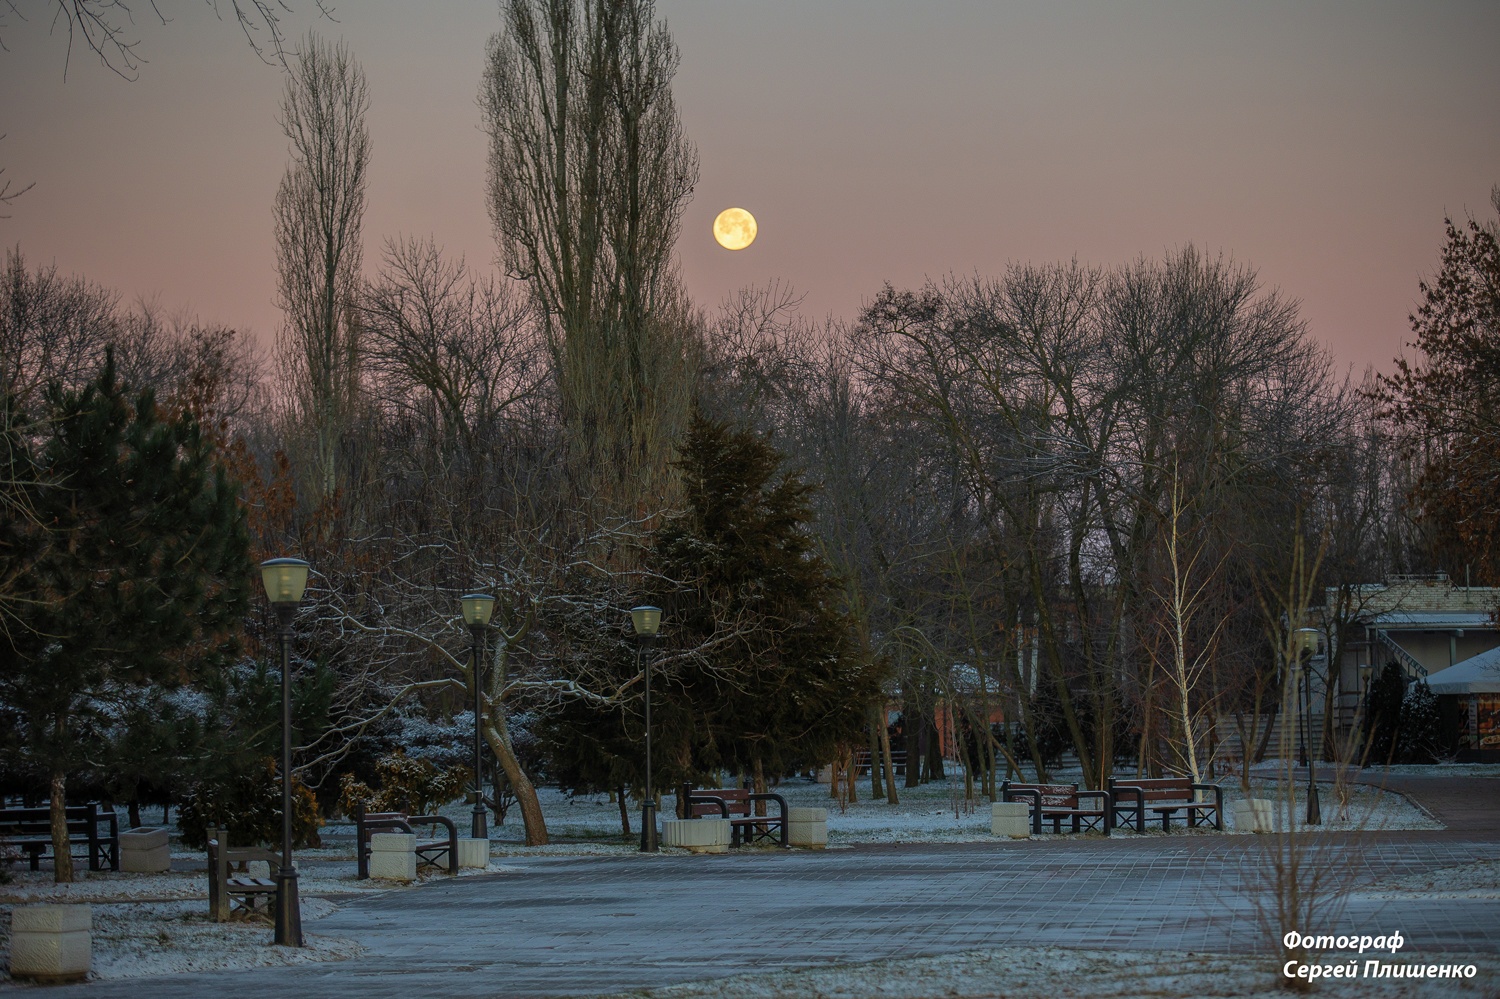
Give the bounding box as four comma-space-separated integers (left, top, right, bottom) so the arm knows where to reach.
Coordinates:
461, 593, 496, 841
259, 557, 309, 948
1294, 627, 1322, 826
631, 606, 661, 853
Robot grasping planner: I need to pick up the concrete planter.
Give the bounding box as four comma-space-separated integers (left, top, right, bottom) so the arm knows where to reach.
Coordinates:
456, 838, 489, 869
425, 838, 489, 870
787, 807, 828, 848
119, 827, 171, 873
9, 904, 91, 982
1230, 798, 1274, 833
369, 832, 417, 881
661, 818, 730, 854
991, 802, 1032, 839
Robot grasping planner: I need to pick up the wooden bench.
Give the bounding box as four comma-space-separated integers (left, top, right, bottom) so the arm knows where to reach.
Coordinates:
206, 827, 281, 922
1108, 776, 1223, 832
680, 785, 789, 848
1000, 781, 1112, 835
0, 804, 120, 872
353, 805, 459, 878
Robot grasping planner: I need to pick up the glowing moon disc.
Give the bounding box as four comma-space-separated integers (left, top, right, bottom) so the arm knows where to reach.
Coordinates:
713, 207, 757, 250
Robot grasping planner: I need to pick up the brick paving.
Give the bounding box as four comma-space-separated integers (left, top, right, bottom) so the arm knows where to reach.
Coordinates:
30, 778, 1500, 998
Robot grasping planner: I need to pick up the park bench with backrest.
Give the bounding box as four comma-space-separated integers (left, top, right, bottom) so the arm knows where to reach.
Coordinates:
1000, 781, 1112, 835
1107, 775, 1224, 832
680, 785, 789, 848
0, 803, 119, 872
353, 805, 459, 877
206, 827, 281, 921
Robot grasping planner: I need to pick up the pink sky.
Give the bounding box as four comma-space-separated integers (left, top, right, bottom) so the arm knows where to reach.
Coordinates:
2, 1, 1497, 377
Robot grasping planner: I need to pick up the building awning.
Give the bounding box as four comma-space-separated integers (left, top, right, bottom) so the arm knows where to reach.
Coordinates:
1423, 650, 1500, 694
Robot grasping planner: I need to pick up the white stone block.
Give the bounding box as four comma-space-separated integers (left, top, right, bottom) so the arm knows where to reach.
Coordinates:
660, 818, 730, 854
1231, 798, 1274, 833
991, 801, 1032, 839
815, 766, 833, 784
119, 827, 169, 851
120, 843, 171, 873
9, 904, 90, 982
369, 832, 417, 881
422, 838, 487, 870
787, 807, 828, 848
457, 838, 489, 869
11, 905, 91, 934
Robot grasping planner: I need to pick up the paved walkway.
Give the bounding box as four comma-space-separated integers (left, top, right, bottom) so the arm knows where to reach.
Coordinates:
38, 805, 1500, 999
1355, 773, 1499, 835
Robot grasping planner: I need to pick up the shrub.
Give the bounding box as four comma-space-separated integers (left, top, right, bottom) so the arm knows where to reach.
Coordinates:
338, 749, 469, 817
177, 757, 322, 850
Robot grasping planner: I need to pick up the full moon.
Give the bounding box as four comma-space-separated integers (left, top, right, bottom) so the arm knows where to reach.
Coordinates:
713, 207, 757, 250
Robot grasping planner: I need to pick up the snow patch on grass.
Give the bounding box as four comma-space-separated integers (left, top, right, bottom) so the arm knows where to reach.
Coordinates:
0, 898, 363, 986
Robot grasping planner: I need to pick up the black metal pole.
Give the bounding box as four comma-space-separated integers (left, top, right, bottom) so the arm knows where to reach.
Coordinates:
639, 635, 658, 852
471, 625, 488, 841
1296, 662, 1308, 769
274, 606, 304, 947
1304, 659, 1321, 825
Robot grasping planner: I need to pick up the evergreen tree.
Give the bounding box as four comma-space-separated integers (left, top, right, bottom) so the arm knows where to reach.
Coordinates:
653, 415, 880, 790
0, 354, 250, 880
1398, 678, 1441, 764
1362, 661, 1407, 764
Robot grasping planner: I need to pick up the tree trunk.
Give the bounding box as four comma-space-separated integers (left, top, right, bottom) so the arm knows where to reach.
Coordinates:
1253, 695, 1281, 765
127, 800, 142, 830
877, 708, 899, 805
905, 711, 923, 788
925, 712, 945, 781
617, 786, 631, 836
50, 771, 73, 884
482, 716, 548, 846
843, 747, 857, 803
867, 707, 884, 800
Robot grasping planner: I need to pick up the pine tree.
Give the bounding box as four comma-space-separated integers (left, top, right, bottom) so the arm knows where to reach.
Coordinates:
0, 353, 250, 880
1362, 662, 1407, 765
1398, 679, 1442, 764
653, 415, 880, 791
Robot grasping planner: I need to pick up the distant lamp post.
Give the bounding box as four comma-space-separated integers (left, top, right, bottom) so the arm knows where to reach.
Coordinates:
461, 593, 496, 841
631, 606, 662, 853
259, 557, 309, 948
1294, 627, 1322, 826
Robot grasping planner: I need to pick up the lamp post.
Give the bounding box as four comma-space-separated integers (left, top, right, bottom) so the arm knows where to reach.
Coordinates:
631, 606, 661, 853
1294, 627, 1322, 826
259, 557, 309, 948
461, 593, 496, 841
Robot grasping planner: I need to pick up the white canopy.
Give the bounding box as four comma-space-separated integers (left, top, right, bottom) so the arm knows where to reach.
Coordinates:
1423, 648, 1500, 694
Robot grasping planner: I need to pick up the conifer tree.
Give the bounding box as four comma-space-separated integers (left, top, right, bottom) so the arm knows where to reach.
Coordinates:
0, 353, 250, 880
654, 415, 879, 790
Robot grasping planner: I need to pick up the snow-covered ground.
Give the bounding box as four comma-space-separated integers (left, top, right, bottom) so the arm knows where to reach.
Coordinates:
0, 897, 363, 988
0, 770, 1453, 986
595, 946, 1500, 998
1355, 859, 1500, 901
489, 774, 1439, 846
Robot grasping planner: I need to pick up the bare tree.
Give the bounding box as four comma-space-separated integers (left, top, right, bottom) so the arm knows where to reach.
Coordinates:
0, 135, 33, 217
481, 0, 698, 518
0, 1, 331, 80
360, 236, 545, 451
272, 31, 370, 503
0, 246, 117, 408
